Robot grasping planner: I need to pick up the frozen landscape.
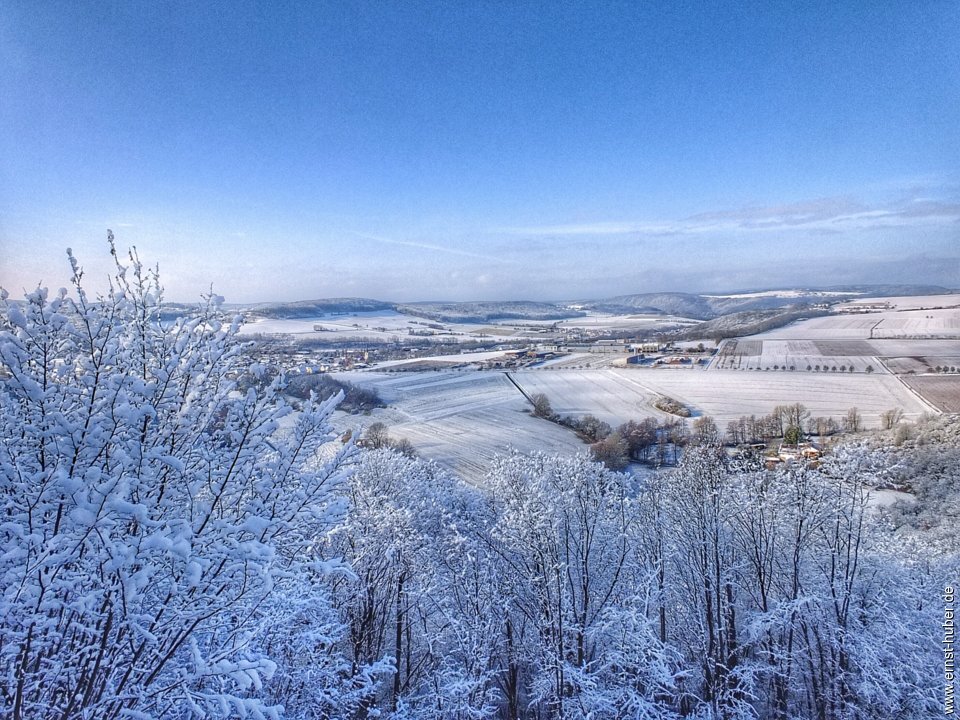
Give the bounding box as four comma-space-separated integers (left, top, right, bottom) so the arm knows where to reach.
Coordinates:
254, 292, 960, 481
3, 2, 958, 718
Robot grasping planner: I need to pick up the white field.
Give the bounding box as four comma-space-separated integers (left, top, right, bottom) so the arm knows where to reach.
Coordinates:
836, 293, 960, 311
870, 309, 960, 338
753, 315, 882, 340
735, 311, 960, 393
712, 339, 882, 373
372, 350, 515, 368
538, 352, 630, 369
554, 311, 699, 331
331, 370, 583, 483
450, 311, 696, 337
710, 338, 960, 373
511, 368, 936, 430
237, 308, 689, 343
704, 290, 863, 299
755, 307, 960, 340
323, 363, 936, 482
238, 310, 468, 341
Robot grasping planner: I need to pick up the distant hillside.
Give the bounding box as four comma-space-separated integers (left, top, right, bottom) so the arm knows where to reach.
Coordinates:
819, 283, 955, 296
157, 302, 205, 323
585, 291, 793, 319
397, 301, 585, 323
586, 293, 715, 319
676, 306, 832, 341
588, 285, 955, 320
207, 284, 955, 323
246, 298, 393, 318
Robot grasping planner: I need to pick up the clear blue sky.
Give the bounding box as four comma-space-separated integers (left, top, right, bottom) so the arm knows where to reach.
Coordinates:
1, 1, 958, 302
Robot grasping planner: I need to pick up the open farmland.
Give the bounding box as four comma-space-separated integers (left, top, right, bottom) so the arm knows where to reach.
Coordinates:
836, 293, 960, 311
330, 370, 581, 483
238, 309, 466, 341
553, 311, 698, 332
711, 339, 882, 373
324, 362, 939, 480
882, 357, 960, 374
509, 369, 671, 427
724, 308, 960, 375
870, 310, 960, 338
238, 307, 693, 345
511, 367, 935, 430
754, 306, 960, 340
750, 315, 881, 340
249, 298, 959, 481
901, 376, 960, 412
239, 309, 565, 343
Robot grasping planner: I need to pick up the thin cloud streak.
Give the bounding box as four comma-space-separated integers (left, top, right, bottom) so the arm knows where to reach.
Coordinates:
497, 193, 960, 238
349, 231, 512, 264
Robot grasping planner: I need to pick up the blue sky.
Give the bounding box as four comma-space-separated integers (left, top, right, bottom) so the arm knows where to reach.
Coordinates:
1, 1, 958, 302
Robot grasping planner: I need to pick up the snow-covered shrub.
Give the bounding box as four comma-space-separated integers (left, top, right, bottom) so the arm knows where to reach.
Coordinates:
0, 240, 355, 719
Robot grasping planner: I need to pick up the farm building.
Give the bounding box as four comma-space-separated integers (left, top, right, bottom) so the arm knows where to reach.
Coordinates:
774, 442, 822, 463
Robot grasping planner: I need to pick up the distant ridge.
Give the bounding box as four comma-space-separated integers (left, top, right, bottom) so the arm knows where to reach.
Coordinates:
584, 285, 956, 320
247, 298, 393, 318
228, 285, 955, 322
396, 301, 585, 323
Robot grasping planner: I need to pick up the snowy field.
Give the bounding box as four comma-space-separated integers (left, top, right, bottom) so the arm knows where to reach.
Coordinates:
554, 311, 698, 331
732, 309, 960, 391
238, 310, 466, 341
754, 307, 960, 340
372, 350, 515, 369
711, 337, 960, 374
330, 370, 583, 483
704, 290, 863, 299
870, 310, 960, 338
325, 366, 936, 481
752, 315, 882, 340
245, 302, 959, 479
237, 308, 691, 343
510, 368, 935, 429
835, 293, 960, 311
712, 338, 882, 373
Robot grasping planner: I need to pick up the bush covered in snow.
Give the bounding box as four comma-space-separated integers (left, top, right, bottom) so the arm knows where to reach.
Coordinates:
0, 241, 370, 719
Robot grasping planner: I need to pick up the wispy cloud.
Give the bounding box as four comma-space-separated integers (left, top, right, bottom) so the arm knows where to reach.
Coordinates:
349, 231, 512, 263
496, 221, 680, 236
497, 191, 960, 238
687, 196, 869, 224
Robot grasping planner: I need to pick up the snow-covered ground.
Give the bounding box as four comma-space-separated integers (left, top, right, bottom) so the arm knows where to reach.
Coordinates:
712, 338, 884, 373
554, 311, 698, 331
330, 370, 584, 484
510, 367, 935, 429
238, 308, 694, 343
835, 293, 960, 311
867, 487, 915, 508
754, 307, 960, 340
703, 289, 863, 299
369, 350, 514, 368
322, 365, 936, 481
238, 310, 454, 339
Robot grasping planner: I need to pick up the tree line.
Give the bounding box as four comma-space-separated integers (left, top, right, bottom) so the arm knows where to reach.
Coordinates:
531, 393, 903, 472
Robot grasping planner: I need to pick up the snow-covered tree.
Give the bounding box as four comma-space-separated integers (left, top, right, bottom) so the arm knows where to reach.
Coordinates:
324, 448, 504, 718
0, 241, 357, 719
486, 452, 681, 719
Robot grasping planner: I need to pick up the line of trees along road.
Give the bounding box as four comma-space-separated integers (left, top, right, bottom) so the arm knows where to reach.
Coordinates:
0, 244, 951, 719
